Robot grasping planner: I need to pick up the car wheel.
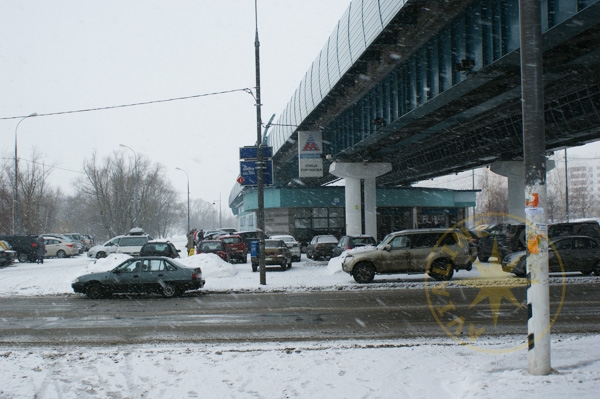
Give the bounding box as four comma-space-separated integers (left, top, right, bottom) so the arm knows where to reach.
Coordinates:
281, 262, 287, 271
352, 262, 375, 284
161, 283, 179, 298
428, 259, 455, 281
86, 283, 106, 299
95, 251, 106, 259
18, 253, 29, 263
56, 250, 66, 258
252, 263, 258, 272
593, 261, 600, 276
478, 255, 489, 262
288, 260, 292, 269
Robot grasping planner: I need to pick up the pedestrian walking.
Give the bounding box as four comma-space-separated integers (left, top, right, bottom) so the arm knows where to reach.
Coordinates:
196, 229, 204, 245
185, 229, 195, 256
36, 235, 46, 264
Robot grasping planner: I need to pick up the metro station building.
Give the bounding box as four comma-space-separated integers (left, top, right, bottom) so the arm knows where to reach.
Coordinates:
229, 184, 477, 246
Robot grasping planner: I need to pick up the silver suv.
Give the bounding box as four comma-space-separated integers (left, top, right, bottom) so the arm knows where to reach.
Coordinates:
87, 228, 153, 258
341, 228, 475, 283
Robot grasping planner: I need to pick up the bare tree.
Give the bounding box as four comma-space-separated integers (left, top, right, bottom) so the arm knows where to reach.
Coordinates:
546, 159, 567, 223
0, 163, 12, 235
0, 150, 60, 234
475, 168, 508, 224
77, 151, 183, 239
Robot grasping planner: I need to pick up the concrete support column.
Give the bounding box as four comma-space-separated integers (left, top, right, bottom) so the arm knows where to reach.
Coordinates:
363, 177, 377, 239
329, 162, 392, 240
345, 177, 362, 237
491, 160, 554, 221
490, 161, 525, 221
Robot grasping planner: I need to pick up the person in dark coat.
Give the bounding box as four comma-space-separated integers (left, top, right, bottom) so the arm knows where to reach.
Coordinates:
186, 229, 196, 256
36, 236, 46, 264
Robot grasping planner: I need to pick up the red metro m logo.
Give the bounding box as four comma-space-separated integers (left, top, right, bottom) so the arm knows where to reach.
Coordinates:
302, 136, 321, 152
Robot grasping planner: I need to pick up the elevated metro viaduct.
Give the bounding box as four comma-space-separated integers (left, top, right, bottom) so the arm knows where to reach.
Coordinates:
229, 0, 600, 240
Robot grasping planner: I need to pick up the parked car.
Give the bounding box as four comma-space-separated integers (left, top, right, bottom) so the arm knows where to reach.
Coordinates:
114, 230, 152, 256
0, 240, 16, 265
87, 229, 153, 259
341, 228, 474, 283
236, 231, 260, 249
87, 235, 124, 259
42, 233, 85, 254
502, 235, 600, 277
476, 223, 525, 262
139, 240, 180, 258
251, 239, 292, 272
0, 249, 13, 267
42, 236, 79, 258
464, 228, 489, 246
82, 234, 94, 250
71, 256, 205, 299
197, 240, 230, 262
479, 220, 600, 263
332, 235, 377, 257
0, 234, 39, 263
217, 234, 247, 263
62, 233, 88, 251
0, 240, 17, 266
306, 235, 339, 260
548, 220, 600, 240
269, 234, 301, 261
203, 230, 228, 240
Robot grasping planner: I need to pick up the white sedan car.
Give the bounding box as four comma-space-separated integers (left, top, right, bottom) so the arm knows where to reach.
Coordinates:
43, 237, 79, 258
269, 234, 302, 262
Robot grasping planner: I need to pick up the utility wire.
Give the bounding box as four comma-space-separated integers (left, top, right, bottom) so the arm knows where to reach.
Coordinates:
0, 87, 254, 120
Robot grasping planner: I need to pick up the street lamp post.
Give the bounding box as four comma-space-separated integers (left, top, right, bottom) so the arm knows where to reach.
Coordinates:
119, 144, 139, 227
176, 167, 190, 233
212, 195, 222, 229
14, 113, 38, 234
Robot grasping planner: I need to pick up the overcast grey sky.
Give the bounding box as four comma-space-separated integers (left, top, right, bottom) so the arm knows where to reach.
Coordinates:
4, 0, 600, 214
1, 0, 351, 209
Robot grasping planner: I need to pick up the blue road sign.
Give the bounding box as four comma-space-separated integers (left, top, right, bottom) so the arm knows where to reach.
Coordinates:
239, 160, 273, 186
239, 146, 273, 159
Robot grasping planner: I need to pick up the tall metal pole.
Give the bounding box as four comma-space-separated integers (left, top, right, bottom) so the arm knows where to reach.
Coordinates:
120, 144, 139, 228
176, 167, 190, 233
13, 113, 38, 234
520, 0, 551, 375
212, 196, 222, 229
255, 0, 266, 285
564, 149, 569, 222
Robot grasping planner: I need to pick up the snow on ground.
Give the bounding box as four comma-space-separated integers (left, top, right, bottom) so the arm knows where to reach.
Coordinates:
0, 235, 599, 398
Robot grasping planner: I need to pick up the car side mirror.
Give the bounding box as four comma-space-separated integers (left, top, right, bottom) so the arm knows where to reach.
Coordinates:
177, 249, 181, 252
383, 244, 391, 251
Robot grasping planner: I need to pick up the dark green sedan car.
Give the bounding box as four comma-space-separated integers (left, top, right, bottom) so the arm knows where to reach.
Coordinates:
72, 256, 205, 299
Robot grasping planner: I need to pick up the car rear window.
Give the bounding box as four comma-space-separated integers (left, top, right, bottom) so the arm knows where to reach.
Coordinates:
201, 242, 222, 251
354, 237, 375, 245
147, 243, 168, 251
222, 237, 242, 244
318, 236, 338, 243
119, 237, 148, 246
